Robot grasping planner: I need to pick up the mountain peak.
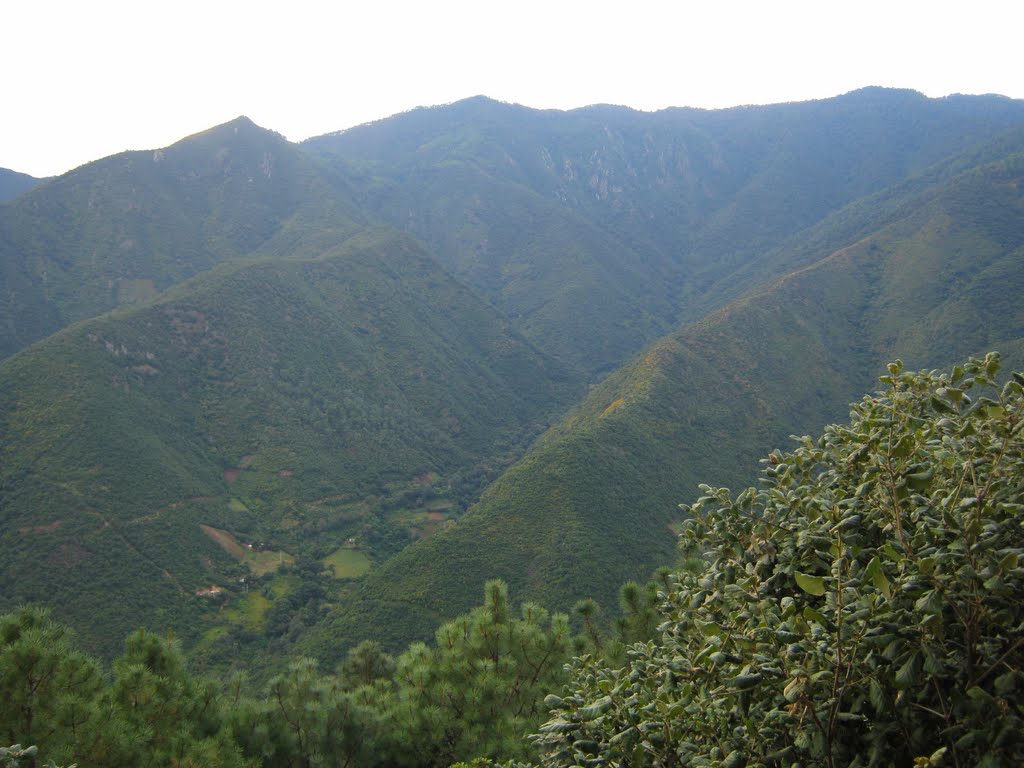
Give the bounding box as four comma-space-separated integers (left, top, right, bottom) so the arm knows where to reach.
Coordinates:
217, 115, 279, 135
225, 114, 258, 128
841, 85, 925, 100
162, 116, 288, 156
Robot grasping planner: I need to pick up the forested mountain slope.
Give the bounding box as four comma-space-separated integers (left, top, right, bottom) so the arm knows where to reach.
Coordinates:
2, 92, 1024, 667
306, 88, 1024, 376
0, 117, 370, 359
0, 227, 575, 657
301, 145, 1024, 659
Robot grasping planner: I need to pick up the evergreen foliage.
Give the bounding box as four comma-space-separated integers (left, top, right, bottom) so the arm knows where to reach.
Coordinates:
382, 581, 570, 765
228, 657, 384, 767
536, 355, 1024, 767
0, 583, 571, 767
336, 641, 395, 691
230, 581, 572, 766
0, 611, 248, 767
108, 629, 249, 767
0, 608, 102, 765
0, 743, 69, 768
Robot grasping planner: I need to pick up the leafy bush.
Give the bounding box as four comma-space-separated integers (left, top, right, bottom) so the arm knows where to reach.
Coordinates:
536, 354, 1024, 767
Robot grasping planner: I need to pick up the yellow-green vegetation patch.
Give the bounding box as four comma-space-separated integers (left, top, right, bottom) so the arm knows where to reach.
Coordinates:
189, 624, 230, 656
387, 507, 453, 539
227, 592, 271, 630
200, 524, 246, 559
323, 547, 372, 578
271, 574, 298, 598
228, 498, 250, 512
388, 509, 433, 526
601, 397, 625, 416
246, 548, 294, 576
202, 625, 228, 643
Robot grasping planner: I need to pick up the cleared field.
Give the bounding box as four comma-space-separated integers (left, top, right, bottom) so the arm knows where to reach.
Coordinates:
323, 547, 372, 578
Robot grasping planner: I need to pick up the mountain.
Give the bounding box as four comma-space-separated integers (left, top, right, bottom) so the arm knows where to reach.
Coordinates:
0, 225, 575, 657
305, 89, 1024, 377
0, 117, 370, 360
0, 167, 40, 203
2, 92, 1024, 666
298, 142, 1024, 660
0, 123, 579, 657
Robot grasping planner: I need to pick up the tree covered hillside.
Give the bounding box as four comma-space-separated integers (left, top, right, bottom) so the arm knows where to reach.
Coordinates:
0, 168, 39, 203
0, 117, 370, 360
3, 354, 1023, 767
1, 91, 1023, 669
307, 88, 1024, 376
0, 228, 575, 657
301, 143, 1024, 661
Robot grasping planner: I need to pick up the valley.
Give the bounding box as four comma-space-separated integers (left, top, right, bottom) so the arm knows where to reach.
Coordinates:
1, 88, 1023, 676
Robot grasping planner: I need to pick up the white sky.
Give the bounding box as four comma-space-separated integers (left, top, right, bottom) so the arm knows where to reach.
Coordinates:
3, 0, 1023, 178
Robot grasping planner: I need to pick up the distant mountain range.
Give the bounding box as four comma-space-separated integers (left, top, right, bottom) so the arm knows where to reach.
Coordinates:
2, 88, 1023, 664
0, 167, 41, 203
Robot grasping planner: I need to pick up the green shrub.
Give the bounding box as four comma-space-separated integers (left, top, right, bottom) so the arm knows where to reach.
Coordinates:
537, 354, 1024, 767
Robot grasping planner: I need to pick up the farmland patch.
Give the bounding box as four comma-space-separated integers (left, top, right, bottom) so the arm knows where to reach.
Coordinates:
323, 547, 372, 578
199, 524, 293, 575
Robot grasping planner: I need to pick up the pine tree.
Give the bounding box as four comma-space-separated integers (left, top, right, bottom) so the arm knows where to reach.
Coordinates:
384, 581, 572, 766
228, 657, 384, 768
0, 608, 103, 768
107, 629, 249, 768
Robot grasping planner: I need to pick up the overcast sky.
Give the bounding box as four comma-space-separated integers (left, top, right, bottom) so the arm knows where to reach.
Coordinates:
4, 0, 1023, 177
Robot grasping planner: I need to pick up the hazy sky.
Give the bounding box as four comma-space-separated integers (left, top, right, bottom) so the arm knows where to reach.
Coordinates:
4, 0, 1023, 177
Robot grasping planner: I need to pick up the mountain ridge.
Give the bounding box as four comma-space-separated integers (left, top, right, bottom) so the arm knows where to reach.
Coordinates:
1, 91, 1023, 667
0, 115, 370, 359
305, 88, 1024, 376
